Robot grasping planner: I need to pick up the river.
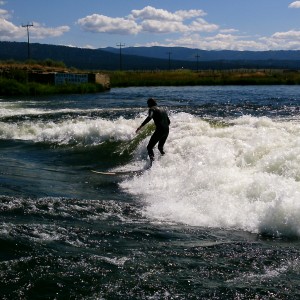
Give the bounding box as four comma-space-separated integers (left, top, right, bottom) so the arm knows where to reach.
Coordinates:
1, 85, 300, 299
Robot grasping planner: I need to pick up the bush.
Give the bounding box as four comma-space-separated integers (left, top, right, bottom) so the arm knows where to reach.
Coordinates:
0, 78, 105, 96
109, 70, 300, 87
0, 78, 29, 95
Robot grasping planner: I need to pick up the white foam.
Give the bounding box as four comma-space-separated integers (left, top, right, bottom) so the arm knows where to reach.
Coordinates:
0, 101, 88, 117
0, 101, 134, 118
0, 116, 143, 145
121, 114, 300, 237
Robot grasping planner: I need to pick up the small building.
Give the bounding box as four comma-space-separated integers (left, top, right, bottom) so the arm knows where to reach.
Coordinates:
28, 72, 110, 90
54, 73, 89, 85
89, 73, 110, 89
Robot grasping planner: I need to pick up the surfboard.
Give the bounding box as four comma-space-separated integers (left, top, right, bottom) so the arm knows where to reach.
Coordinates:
91, 160, 153, 176
91, 169, 144, 176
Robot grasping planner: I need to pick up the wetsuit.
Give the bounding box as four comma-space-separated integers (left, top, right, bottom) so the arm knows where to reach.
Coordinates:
140, 106, 170, 160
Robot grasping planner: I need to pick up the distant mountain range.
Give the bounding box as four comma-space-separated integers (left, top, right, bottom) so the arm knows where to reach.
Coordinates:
1, 41, 300, 70
103, 46, 300, 62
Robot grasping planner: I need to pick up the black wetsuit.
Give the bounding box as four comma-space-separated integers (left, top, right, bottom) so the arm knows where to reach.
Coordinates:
141, 106, 170, 159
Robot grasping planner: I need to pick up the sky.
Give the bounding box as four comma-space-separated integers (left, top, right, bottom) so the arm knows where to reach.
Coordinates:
2, 0, 300, 51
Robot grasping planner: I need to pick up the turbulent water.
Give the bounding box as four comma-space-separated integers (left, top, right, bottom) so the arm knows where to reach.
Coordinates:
1, 85, 300, 299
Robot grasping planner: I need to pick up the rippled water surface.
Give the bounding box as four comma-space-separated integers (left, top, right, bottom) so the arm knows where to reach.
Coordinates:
1, 86, 300, 299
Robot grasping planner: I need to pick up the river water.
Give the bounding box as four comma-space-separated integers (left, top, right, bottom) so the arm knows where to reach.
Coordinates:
1, 85, 300, 299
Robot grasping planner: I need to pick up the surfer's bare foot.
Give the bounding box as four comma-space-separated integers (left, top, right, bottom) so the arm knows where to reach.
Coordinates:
149, 156, 154, 165
159, 149, 165, 155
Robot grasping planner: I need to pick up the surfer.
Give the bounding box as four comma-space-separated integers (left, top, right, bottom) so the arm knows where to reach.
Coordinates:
136, 98, 170, 163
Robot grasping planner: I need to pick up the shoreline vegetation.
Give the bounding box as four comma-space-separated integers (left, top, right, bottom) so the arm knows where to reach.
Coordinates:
0, 60, 107, 96
109, 69, 300, 87
1, 60, 300, 96
0, 77, 106, 96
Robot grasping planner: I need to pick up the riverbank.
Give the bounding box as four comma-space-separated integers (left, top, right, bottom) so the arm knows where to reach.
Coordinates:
1, 60, 300, 96
109, 69, 300, 87
0, 61, 108, 96
0, 77, 106, 96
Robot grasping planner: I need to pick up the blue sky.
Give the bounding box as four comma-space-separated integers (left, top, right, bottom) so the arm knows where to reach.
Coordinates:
1, 0, 300, 50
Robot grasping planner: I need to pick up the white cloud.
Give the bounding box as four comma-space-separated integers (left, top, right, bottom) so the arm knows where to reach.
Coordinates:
141, 19, 188, 33
75, 5, 300, 50
190, 18, 219, 32
0, 21, 70, 41
77, 6, 300, 50
199, 33, 261, 50
0, 7, 70, 41
2, 3, 300, 51
64, 44, 96, 49
77, 14, 141, 35
255, 30, 300, 50
289, 1, 300, 8
30, 23, 70, 39
131, 6, 182, 22
175, 9, 206, 19
141, 25, 300, 51
0, 8, 10, 19
220, 28, 239, 34
131, 6, 206, 22
271, 30, 300, 40
0, 18, 23, 40
202, 34, 266, 50
82, 44, 96, 49
77, 6, 218, 36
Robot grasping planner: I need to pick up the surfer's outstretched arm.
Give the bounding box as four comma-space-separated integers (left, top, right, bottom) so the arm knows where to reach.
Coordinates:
136, 111, 153, 133
136, 119, 150, 133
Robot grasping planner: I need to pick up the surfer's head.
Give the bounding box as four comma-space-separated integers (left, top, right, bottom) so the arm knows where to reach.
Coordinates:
147, 98, 157, 107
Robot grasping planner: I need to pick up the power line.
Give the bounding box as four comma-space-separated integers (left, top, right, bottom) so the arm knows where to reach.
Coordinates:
22, 23, 34, 60
116, 43, 125, 71
195, 53, 200, 72
166, 52, 172, 70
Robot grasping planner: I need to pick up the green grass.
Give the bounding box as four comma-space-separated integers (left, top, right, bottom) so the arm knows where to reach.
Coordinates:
2, 64, 300, 96
0, 78, 105, 96
109, 69, 300, 87
0, 60, 106, 96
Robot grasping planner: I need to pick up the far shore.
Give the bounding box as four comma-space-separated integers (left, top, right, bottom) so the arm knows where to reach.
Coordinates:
109, 69, 300, 87
1, 61, 300, 96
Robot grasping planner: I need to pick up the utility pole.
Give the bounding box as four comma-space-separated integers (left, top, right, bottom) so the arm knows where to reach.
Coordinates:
22, 23, 34, 60
116, 42, 125, 71
195, 53, 200, 72
167, 52, 171, 70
